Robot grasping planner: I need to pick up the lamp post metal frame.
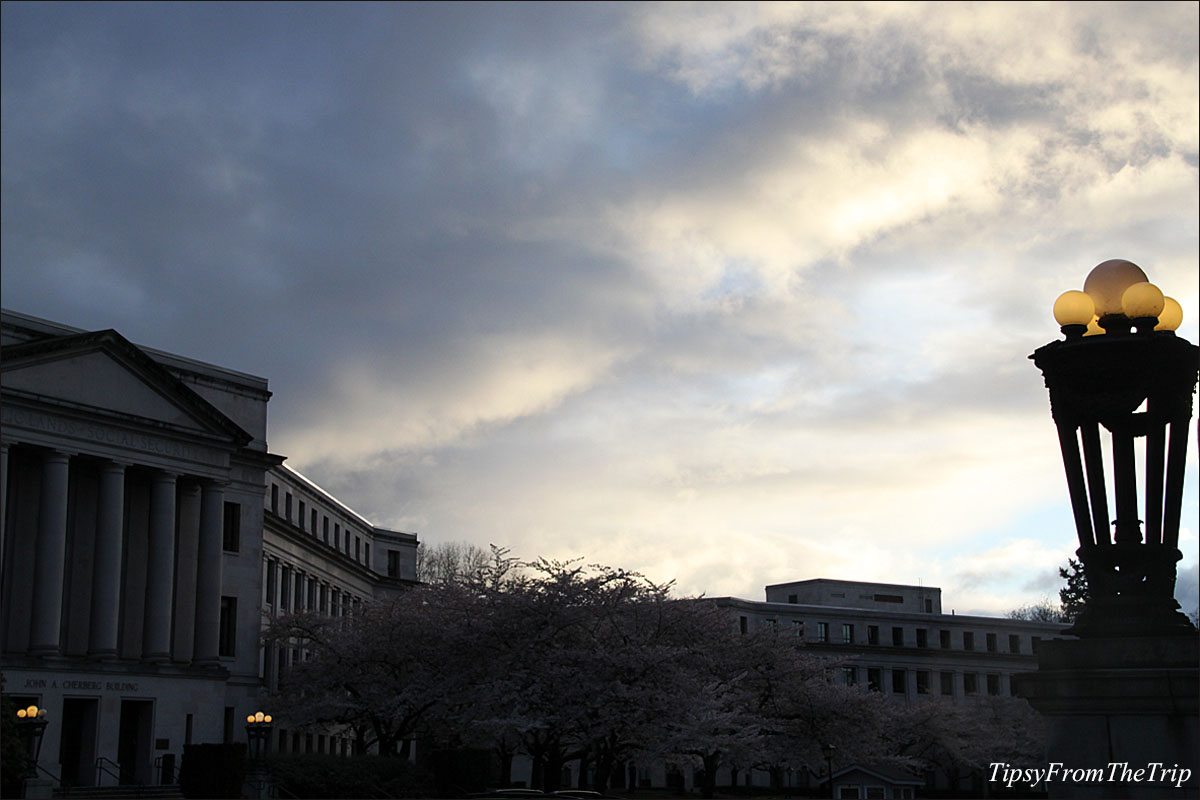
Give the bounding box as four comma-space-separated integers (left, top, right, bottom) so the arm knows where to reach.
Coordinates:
1032, 327, 1198, 637
15, 713, 48, 779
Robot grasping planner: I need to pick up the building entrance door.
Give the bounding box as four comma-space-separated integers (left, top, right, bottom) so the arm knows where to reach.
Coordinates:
117, 700, 153, 785
60, 698, 99, 786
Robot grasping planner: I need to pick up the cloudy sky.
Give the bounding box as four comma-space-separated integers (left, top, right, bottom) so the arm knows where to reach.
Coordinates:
3, 2, 1197, 615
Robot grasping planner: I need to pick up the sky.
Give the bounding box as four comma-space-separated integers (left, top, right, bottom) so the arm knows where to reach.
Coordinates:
3, 1, 1197, 616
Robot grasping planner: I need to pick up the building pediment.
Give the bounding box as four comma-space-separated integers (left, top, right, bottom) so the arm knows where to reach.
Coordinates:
1, 329, 252, 447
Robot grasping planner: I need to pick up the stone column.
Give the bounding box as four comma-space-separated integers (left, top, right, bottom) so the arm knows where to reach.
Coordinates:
143, 471, 177, 663
193, 481, 224, 666
88, 460, 126, 659
172, 482, 201, 664
0, 442, 9, 576
30, 450, 71, 656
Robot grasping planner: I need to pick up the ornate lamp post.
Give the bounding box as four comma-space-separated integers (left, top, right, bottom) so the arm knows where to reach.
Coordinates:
244, 711, 273, 760
15, 704, 48, 778
1031, 259, 1197, 637
821, 743, 836, 799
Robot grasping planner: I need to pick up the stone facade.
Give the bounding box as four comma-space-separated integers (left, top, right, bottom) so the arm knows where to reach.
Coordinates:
0, 310, 418, 785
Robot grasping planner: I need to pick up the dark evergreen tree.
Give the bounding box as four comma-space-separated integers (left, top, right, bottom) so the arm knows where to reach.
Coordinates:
1058, 558, 1088, 622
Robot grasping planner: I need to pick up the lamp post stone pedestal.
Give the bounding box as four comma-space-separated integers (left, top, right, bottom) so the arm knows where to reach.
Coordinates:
1015, 260, 1198, 798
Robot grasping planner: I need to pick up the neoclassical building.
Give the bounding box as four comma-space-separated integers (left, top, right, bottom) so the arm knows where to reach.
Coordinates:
0, 310, 417, 787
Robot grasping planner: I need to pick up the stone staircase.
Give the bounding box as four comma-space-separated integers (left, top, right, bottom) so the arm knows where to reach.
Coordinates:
53, 785, 183, 800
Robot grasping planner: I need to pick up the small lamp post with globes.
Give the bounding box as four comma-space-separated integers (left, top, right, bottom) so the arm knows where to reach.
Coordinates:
1017, 259, 1198, 799
243, 711, 274, 799
14, 704, 48, 778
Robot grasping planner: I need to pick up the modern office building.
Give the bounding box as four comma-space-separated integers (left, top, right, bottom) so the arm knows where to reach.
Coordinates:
695, 579, 1068, 795
721, 578, 1067, 701
0, 309, 417, 787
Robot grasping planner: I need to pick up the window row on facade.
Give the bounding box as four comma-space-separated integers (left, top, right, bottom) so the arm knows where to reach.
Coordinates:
842, 665, 1011, 698
268, 480, 373, 569
262, 556, 366, 617
743, 616, 1042, 655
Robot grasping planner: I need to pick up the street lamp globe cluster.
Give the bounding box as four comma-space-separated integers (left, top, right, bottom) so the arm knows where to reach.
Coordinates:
245, 710, 273, 761
1033, 259, 1198, 637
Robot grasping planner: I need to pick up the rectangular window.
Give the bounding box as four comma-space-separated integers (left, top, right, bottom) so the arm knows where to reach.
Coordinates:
262, 642, 273, 682
986, 633, 997, 652
322, 517, 330, 545
320, 584, 328, 615
294, 573, 304, 610
1032, 636, 1041, 653
270, 484, 278, 514
916, 671, 930, 694
916, 629, 928, 648
762, 618, 777, 628
892, 626, 904, 646
964, 673, 979, 695
219, 596, 237, 657
940, 671, 954, 695
298, 501, 306, 530
1009, 634, 1021, 653
939, 629, 951, 649
891, 668, 907, 694
817, 622, 829, 643
787, 594, 798, 604
364, 543, 370, 567
306, 578, 316, 610
792, 620, 804, 637
874, 593, 904, 603
739, 616, 748, 634
867, 625, 879, 645
867, 668, 882, 692
222, 502, 241, 552
924, 598, 933, 613
987, 674, 1001, 696
264, 561, 276, 607
387, 550, 401, 578
334, 523, 340, 550
355, 537, 362, 561
843, 666, 857, 686
281, 567, 292, 610
285, 492, 292, 521
310, 509, 318, 534
842, 623, 853, 644
963, 632, 975, 651
332, 589, 340, 617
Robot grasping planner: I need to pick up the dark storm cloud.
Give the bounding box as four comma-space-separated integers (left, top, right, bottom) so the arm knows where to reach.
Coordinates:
2, 3, 645, 376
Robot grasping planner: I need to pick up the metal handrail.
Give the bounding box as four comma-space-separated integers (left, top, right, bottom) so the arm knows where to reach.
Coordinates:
95, 755, 122, 786
152, 754, 178, 785
31, 760, 64, 789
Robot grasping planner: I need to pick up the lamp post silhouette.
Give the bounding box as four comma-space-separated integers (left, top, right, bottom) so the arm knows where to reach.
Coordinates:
245, 711, 273, 760
822, 743, 836, 799
15, 705, 48, 778
1031, 259, 1197, 637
